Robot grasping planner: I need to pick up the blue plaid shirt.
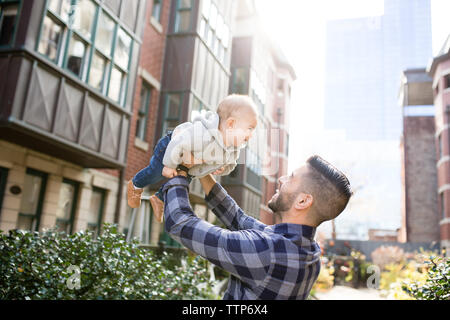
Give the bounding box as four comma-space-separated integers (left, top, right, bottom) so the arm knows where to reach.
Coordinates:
162, 176, 321, 300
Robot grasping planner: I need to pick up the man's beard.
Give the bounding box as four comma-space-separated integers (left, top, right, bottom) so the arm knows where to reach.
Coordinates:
268, 191, 296, 220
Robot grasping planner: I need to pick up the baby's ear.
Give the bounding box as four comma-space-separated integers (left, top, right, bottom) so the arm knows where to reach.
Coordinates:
226, 117, 236, 129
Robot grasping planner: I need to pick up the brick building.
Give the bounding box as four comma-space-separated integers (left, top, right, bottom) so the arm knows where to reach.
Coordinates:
428, 35, 450, 253
0, 0, 146, 236
0, 0, 294, 246
398, 68, 440, 243
120, 0, 171, 243
222, 0, 295, 225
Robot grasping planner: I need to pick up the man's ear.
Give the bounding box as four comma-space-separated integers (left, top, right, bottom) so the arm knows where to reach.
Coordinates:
294, 193, 313, 210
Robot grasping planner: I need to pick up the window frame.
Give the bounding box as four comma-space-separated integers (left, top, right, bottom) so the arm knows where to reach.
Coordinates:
0, 167, 9, 222
36, 0, 134, 108
0, 0, 22, 48
161, 92, 183, 137
17, 168, 48, 232
151, 0, 162, 22
174, 0, 192, 33
136, 81, 152, 141
87, 186, 106, 237
56, 178, 80, 235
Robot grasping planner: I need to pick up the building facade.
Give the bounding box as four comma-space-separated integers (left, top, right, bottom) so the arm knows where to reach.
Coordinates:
428, 35, 450, 253
0, 0, 294, 245
398, 68, 440, 243
0, 0, 146, 235
223, 0, 295, 225
324, 0, 433, 141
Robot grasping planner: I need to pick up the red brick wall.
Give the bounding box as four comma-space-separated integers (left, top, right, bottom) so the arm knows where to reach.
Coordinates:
124, 0, 171, 182
403, 115, 440, 242
433, 57, 450, 242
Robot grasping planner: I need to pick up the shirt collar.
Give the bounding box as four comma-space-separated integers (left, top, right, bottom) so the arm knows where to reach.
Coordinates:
267, 223, 317, 242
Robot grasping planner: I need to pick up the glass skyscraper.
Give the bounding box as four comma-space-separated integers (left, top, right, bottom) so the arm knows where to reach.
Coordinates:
324, 0, 432, 140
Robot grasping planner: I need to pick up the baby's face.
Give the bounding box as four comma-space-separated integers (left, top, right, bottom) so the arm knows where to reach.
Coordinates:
223, 111, 257, 148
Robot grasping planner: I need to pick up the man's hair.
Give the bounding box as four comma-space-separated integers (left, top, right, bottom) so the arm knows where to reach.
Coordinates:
302, 155, 352, 226
217, 94, 257, 124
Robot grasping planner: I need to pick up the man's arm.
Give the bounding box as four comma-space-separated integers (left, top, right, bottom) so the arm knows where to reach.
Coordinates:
161, 176, 271, 286
198, 174, 267, 232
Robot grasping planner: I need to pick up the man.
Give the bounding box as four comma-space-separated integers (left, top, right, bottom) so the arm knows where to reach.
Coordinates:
154, 155, 352, 299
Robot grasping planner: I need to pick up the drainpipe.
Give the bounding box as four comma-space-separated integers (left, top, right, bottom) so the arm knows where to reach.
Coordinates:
114, 168, 124, 225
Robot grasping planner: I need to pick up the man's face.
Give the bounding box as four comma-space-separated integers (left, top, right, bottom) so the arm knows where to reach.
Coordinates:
268, 166, 308, 213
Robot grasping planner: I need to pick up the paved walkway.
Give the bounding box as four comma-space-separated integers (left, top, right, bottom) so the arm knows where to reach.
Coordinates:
314, 285, 389, 300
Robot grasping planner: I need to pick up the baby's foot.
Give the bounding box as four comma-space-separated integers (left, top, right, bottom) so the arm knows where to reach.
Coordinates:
150, 195, 164, 223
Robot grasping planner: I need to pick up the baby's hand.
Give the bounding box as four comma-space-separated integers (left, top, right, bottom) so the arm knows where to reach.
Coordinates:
162, 166, 178, 178
212, 166, 225, 175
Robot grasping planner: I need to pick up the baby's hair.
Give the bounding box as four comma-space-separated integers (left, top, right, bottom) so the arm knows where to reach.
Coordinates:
217, 94, 257, 124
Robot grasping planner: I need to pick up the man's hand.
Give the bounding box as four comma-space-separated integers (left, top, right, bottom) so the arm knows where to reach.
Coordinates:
212, 166, 225, 175
162, 166, 178, 178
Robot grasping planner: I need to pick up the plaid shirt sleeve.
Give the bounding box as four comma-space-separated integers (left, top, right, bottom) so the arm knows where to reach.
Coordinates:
204, 182, 268, 232
162, 176, 272, 285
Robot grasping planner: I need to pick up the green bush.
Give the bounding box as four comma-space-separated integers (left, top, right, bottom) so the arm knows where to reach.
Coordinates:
0, 223, 216, 300
402, 255, 450, 300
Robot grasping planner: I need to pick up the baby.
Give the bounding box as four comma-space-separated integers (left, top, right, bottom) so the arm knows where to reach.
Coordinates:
127, 94, 258, 223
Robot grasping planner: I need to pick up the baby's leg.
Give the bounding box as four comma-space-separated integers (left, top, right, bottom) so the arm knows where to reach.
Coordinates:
132, 132, 172, 188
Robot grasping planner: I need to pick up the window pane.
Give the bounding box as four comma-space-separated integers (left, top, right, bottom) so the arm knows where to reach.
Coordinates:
38, 15, 63, 62
73, 0, 96, 39
209, 4, 217, 30
89, 52, 106, 89
190, 97, 202, 121
176, 10, 190, 32
199, 18, 206, 39
48, 0, 72, 23
66, 36, 86, 76
121, 0, 138, 30
114, 28, 132, 70
152, 0, 162, 20
88, 189, 103, 225
216, 15, 224, 40
233, 68, 249, 94
16, 214, 34, 231
19, 174, 43, 215
57, 182, 75, 221
163, 119, 179, 132
103, 0, 121, 15
0, 5, 18, 45
95, 11, 115, 56
166, 94, 180, 117
179, 0, 191, 9
201, 0, 210, 17
108, 66, 124, 102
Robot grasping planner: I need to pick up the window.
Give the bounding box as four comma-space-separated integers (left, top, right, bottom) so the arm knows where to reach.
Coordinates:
161, 93, 182, 136
37, 1, 134, 107
87, 187, 106, 237
199, 0, 229, 65
445, 74, 450, 90
438, 134, 443, 159
232, 68, 249, 94
66, 35, 87, 77
17, 169, 48, 231
441, 192, 446, 220
38, 15, 63, 62
174, 0, 191, 33
56, 178, 79, 234
136, 82, 151, 140
190, 96, 210, 121
151, 0, 162, 22
0, 167, 9, 221
0, 1, 19, 46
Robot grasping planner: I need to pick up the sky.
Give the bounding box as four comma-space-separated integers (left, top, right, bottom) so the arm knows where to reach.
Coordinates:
255, 0, 450, 239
